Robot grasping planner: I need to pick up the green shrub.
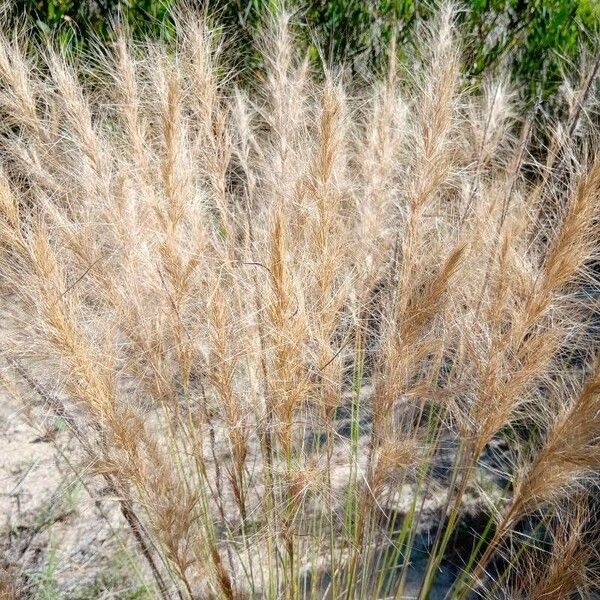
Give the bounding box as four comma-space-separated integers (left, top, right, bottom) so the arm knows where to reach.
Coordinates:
7, 0, 600, 106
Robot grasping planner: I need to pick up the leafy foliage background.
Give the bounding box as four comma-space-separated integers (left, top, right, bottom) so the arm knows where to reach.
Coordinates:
6, 1, 600, 105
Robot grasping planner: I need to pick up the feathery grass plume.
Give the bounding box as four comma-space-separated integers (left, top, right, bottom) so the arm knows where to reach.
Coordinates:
2, 4, 600, 599
516, 500, 599, 600
512, 364, 600, 518
453, 356, 600, 598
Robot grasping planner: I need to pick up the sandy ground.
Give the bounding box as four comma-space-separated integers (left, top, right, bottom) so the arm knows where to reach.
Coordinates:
0, 336, 522, 600
0, 374, 146, 599
0, 371, 464, 599
0, 368, 499, 600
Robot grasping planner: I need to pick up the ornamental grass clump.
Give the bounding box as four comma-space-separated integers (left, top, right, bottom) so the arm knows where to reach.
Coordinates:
2, 5, 600, 598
